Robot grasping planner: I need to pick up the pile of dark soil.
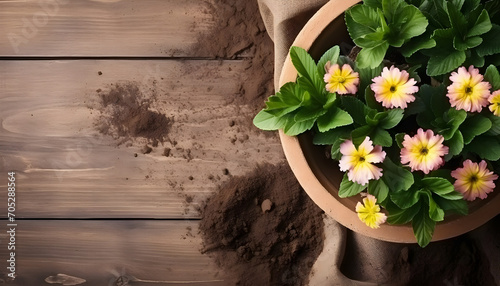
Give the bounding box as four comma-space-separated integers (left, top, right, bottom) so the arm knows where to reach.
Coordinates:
193, 0, 275, 110
199, 163, 325, 285
94, 82, 172, 144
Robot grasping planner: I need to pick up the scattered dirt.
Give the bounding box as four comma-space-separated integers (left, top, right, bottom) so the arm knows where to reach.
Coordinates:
199, 163, 325, 285
94, 82, 173, 144
193, 0, 275, 111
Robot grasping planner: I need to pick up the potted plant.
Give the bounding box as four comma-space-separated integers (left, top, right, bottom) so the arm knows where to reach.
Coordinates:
254, 0, 500, 247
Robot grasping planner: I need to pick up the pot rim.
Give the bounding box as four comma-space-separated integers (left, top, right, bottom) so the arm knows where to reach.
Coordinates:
278, 0, 500, 243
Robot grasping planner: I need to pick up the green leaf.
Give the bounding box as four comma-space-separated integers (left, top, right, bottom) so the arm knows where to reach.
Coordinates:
484, 64, 500, 90
297, 77, 324, 105
368, 178, 389, 203
317, 108, 353, 133
427, 50, 466, 76
365, 87, 383, 111
356, 42, 389, 69
253, 110, 287, 131
447, 1, 468, 35
283, 116, 315, 136
313, 126, 351, 145
412, 203, 436, 247
341, 96, 369, 125
434, 196, 468, 215
394, 4, 428, 41
338, 173, 367, 198
382, 157, 414, 192
486, 113, 500, 135
294, 105, 326, 122
421, 177, 463, 200
444, 130, 463, 161
290, 47, 323, 99
441, 108, 467, 140
387, 202, 421, 224
466, 135, 500, 160
371, 128, 392, 147
264, 82, 304, 117
391, 188, 421, 209
476, 24, 500, 57
358, 64, 383, 100
401, 34, 436, 57
317, 45, 340, 79
460, 114, 492, 144
351, 125, 373, 147
363, 0, 382, 9
346, 5, 381, 40
395, 133, 406, 148
467, 9, 492, 37
420, 190, 444, 222
379, 108, 404, 129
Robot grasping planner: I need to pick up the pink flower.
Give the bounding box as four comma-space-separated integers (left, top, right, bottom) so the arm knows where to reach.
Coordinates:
339, 137, 386, 186
323, 63, 359, 94
446, 65, 491, 112
370, 66, 418, 109
400, 129, 449, 174
451, 160, 498, 201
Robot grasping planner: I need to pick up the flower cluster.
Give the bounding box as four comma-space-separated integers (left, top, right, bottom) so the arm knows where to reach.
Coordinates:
331, 64, 499, 231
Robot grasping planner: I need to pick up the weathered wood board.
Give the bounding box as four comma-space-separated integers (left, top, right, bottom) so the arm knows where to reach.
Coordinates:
0, 220, 225, 285
0, 0, 216, 57
0, 60, 283, 218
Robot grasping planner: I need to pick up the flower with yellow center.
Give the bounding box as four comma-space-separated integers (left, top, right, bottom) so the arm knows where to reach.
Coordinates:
489, 90, 500, 116
339, 137, 386, 186
400, 129, 449, 174
356, 194, 387, 229
370, 65, 418, 109
323, 63, 359, 94
451, 160, 498, 201
446, 65, 491, 112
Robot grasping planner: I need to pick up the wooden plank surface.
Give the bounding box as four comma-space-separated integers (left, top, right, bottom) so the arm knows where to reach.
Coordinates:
0, 220, 225, 285
0, 60, 283, 218
0, 0, 215, 57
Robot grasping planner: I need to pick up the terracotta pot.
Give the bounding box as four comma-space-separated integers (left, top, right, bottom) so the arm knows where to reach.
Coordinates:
278, 0, 500, 243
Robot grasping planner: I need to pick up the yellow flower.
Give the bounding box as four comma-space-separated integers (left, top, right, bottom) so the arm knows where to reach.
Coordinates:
489, 90, 500, 116
446, 65, 491, 112
400, 129, 449, 174
370, 65, 418, 109
451, 160, 498, 201
323, 63, 359, 94
356, 194, 387, 229
339, 137, 386, 186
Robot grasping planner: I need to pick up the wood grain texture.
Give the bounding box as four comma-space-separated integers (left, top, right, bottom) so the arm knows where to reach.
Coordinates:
0, 60, 284, 218
0, 220, 225, 285
0, 0, 215, 57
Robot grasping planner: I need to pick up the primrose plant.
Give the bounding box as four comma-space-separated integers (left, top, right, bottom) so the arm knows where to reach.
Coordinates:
254, 0, 500, 247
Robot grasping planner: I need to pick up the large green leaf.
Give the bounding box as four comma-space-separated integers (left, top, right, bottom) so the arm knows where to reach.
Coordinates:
391, 188, 421, 209
253, 110, 287, 131
434, 196, 468, 215
387, 202, 421, 224
283, 116, 315, 136
444, 130, 463, 161
460, 114, 492, 144
486, 113, 500, 136
316, 107, 353, 133
394, 4, 428, 41
379, 108, 404, 129
371, 128, 392, 147
441, 108, 467, 140
356, 42, 389, 69
467, 9, 492, 37
427, 50, 466, 76
313, 126, 351, 145
341, 96, 369, 125
412, 203, 436, 247
264, 82, 304, 117
446, 1, 467, 35
421, 177, 463, 200
484, 64, 500, 90
345, 4, 381, 41
420, 189, 444, 222
368, 178, 389, 203
290, 47, 324, 99
476, 25, 500, 57
400, 33, 436, 57
338, 173, 367, 198
467, 135, 500, 160
382, 157, 414, 192
293, 105, 326, 122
